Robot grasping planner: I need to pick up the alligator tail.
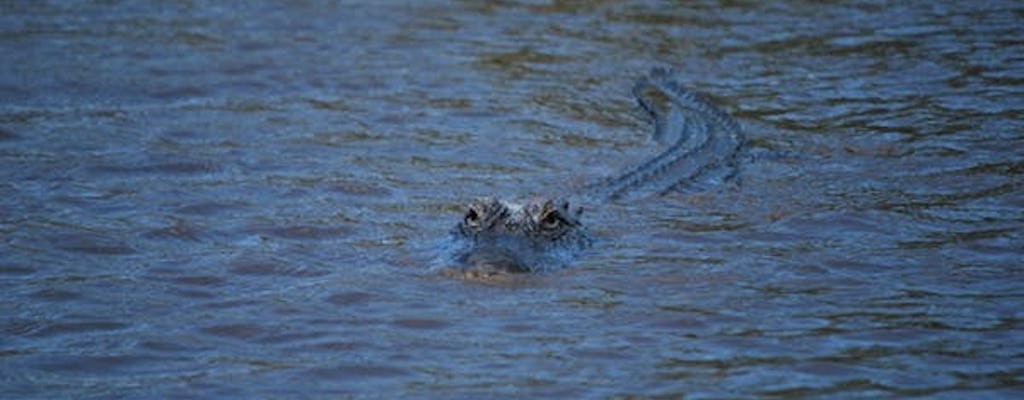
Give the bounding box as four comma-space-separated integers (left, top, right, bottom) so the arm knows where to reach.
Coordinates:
588, 68, 745, 201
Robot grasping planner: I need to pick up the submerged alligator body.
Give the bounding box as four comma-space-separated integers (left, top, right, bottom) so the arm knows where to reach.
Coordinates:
437, 69, 744, 275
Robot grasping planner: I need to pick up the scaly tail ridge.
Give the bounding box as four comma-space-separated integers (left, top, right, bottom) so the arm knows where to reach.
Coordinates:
587, 68, 744, 200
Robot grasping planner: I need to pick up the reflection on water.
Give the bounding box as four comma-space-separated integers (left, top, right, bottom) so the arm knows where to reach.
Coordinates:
2, 1, 1023, 397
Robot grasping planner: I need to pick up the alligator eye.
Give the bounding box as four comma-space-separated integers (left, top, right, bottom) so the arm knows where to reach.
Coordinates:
539, 210, 562, 230
464, 208, 481, 226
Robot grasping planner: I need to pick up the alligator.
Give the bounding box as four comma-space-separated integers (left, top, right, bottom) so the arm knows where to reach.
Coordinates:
436, 68, 744, 276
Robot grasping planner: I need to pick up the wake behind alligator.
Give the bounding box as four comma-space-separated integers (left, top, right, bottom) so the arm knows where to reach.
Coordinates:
436, 69, 744, 276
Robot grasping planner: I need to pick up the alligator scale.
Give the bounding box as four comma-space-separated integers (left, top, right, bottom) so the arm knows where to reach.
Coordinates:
437, 69, 744, 275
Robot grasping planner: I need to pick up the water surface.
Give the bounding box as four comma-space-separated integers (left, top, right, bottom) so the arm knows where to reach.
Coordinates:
2, 1, 1023, 398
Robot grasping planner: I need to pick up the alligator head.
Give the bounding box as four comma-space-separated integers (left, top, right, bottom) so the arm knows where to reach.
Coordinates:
439, 197, 592, 274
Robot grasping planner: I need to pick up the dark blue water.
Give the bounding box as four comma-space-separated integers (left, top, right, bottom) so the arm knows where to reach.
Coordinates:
2, 1, 1023, 398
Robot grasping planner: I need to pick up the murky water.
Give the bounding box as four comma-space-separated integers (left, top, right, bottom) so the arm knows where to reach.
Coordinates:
3, 1, 1022, 397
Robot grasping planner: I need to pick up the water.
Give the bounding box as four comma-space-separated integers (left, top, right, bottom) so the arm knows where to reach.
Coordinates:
2, 1, 1022, 397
